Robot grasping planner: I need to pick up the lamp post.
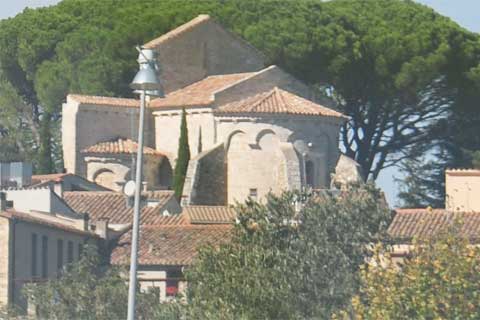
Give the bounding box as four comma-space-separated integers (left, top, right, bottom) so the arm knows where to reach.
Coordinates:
127, 46, 163, 320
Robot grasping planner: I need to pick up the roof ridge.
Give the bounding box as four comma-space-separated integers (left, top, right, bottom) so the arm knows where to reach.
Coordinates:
144, 14, 211, 49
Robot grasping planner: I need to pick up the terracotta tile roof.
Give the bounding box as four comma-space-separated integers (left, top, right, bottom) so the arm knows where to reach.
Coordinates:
81, 138, 164, 156
445, 169, 480, 176
388, 209, 480, 242
31, 173, 70, 184
63, 191, 181, 225
144, 14, 211, 49
111, 224, 232, 266
215, 87, 346, 118
0, 209, 97, 237
149, 72, 256, 108
68, 94, 139, 108
184, 206, 236, 224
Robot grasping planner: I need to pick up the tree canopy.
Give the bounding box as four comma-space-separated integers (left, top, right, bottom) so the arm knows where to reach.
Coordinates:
347, 228, 480, 319
185, 185, 391, 319
0, 0, 478, 186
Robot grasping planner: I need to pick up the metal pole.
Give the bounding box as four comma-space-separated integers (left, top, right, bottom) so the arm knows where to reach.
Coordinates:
127, 90, 146, 320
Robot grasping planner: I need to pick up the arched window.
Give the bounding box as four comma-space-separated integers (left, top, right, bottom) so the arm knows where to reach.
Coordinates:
158, 158, 173, 188
305, 160, 315, 188
93, 169, 116, 190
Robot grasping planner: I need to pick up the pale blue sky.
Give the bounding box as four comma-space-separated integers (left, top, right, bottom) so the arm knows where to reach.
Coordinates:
2, 0, 479, 207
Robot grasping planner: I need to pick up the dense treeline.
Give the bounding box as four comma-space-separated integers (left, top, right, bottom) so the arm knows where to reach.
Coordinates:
0, 0, 479, 204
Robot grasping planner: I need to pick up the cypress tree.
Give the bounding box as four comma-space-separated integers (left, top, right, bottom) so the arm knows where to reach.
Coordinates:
197, 127, 202, 154
173, 108, 190, 199
37, 113, 54, 174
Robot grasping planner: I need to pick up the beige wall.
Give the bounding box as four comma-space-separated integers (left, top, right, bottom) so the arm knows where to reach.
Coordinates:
216, 116, 342, 204
153, 108, 215, 161
85, 154, 167, 191
62, 99, 156, 176
11, 221, 88, 310
0, 217, 11, 307
446, 170, 480, 211
151, 18, 265, 93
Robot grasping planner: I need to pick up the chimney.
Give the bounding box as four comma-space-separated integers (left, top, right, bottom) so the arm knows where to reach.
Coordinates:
95, 219, 109, 240
0, 192, 6, 211
142, 181, 148, 192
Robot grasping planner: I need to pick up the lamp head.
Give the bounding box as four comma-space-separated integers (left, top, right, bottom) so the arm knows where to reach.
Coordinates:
130, 47, 162, 92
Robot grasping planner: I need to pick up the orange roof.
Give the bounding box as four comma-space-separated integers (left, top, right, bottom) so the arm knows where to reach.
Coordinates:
149, 72, 255, 108
81, 138, 164, 156
215, 87, 346, 118
111, 224, 232, 266
388, 209, 480, 242
68, 94, 139, 108
144, 14, 211, 49
31, 173, 70, 183
63, 191, 181, 225
445, 169, 480, 176
0, 209, 97, 237
184, 206, 236, 224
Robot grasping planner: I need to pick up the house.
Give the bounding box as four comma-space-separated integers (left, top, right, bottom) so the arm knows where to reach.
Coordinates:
389, 169, 480, 261
61, 14, 356, 206
0, 191, 102, 310
110, 206, 235, 300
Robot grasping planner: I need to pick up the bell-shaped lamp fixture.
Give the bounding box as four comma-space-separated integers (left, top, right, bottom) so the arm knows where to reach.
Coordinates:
130, 47, 162, 92
130, 65, 161, 91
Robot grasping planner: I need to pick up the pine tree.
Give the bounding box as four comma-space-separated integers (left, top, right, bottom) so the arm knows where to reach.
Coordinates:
172, 108, 190, 199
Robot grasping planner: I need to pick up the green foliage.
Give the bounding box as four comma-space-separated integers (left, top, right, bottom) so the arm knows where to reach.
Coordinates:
0, 0, 479, 181
24, 244, 182, 319
173, 108, 190, 199
348, 229, 480, 319
185, 185, 391, 319
36, 113, 54, 173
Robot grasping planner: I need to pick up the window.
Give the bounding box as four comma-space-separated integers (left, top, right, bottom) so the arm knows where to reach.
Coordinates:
31, 233, 38, 277
305, 160, 315, 188
249, 188, 258, 199
78, 243, 83, 260
67, 241, 74, 264
57, 239, 64, 272
166, 270, 182, 297
41, 236, 48, 278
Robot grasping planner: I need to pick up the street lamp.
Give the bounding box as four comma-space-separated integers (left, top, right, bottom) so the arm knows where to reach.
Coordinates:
127, 46, 163, 320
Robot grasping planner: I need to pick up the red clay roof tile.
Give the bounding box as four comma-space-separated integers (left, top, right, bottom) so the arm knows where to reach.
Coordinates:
111, 224, 232, 266
81, 138, 164, 156
215, 87, 346, 118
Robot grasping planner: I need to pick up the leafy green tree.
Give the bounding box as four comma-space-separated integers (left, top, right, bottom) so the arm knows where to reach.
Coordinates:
348, 229, 480, 319
24, 244, 183, 319
186, 185, 391, 319
172, 108, 190, 199
1, 0, 479, 181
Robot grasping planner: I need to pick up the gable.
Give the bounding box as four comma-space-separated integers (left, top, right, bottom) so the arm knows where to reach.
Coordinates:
144, 15, 265, 93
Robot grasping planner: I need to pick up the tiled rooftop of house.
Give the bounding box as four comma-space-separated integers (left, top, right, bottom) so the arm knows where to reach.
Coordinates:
149, 72, 256, 108
63, 191, 179, 225
111, 224, 232, 266
0, 209, 97, 237
388, 208, 480, 242
184, 205, 236, 224
68, 94, 139, 108
81, 138, 164, 156
144, 14, 211, 49
215, 87, 346, 118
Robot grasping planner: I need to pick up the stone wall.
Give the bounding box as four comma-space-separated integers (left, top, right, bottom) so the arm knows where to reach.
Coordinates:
149, 16, 265, 93
0, 217, 11, 307
62, 99, 156, 176
182, 143, 226, 206
213, 66, 315, 107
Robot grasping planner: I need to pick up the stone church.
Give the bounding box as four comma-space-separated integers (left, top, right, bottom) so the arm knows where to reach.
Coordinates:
62, 14, 355, 206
